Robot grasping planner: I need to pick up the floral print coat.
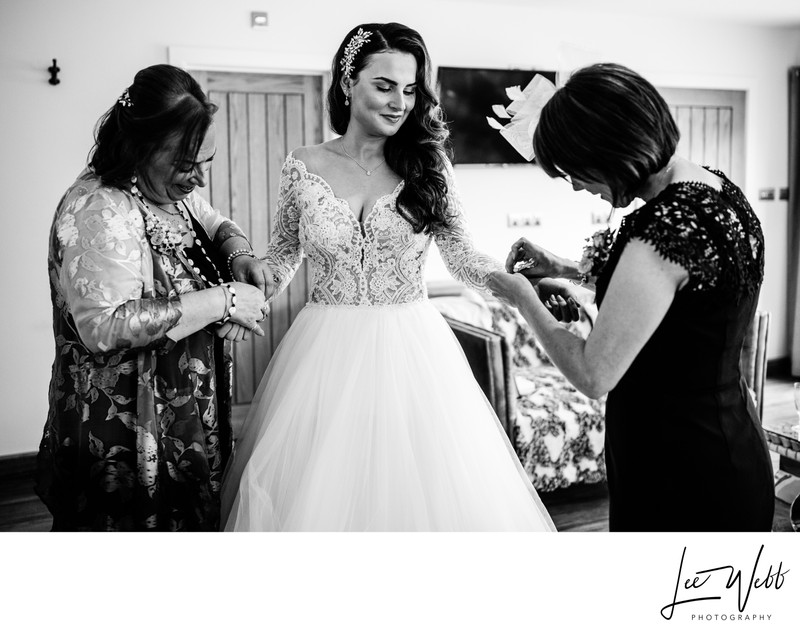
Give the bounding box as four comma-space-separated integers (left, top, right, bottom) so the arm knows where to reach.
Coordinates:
36, 169, 233, 531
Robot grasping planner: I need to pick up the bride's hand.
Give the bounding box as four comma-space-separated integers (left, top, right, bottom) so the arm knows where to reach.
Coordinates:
486, 271, 537, 308
231, 256, 277, 299
505, 238, 569, 279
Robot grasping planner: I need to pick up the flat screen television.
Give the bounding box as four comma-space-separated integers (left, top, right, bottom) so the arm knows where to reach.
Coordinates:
437, 66, 557, 165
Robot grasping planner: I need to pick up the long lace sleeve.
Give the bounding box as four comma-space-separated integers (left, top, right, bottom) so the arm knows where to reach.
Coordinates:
56, 183, 182, 354
433, 163, 504, 292
263, 156, 304, 300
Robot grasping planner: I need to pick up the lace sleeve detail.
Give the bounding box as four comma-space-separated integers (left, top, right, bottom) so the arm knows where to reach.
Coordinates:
433, 163, 504, 292
262, 156, 304, 300
619, 188, 720, 292
57, 185, 182, 353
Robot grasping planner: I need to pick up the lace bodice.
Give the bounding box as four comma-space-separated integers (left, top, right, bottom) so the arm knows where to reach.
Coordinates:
263, 153, 503, 306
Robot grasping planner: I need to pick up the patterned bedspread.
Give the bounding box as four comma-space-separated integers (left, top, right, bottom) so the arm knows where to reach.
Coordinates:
432, 290, 606, 493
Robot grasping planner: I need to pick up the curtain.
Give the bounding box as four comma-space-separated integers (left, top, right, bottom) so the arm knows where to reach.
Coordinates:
789, 67, 800, 375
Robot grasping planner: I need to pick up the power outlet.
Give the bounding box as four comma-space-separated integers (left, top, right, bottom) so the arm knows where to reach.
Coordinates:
507, 213, 542, 228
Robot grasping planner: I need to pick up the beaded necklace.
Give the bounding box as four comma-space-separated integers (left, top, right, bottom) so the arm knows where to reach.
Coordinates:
130, 176, 224, 286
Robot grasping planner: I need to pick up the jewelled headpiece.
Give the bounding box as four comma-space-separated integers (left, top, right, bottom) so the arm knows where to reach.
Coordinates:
340, 28, 373, 80
486, 74, 557, 161
118, 88, 133, 108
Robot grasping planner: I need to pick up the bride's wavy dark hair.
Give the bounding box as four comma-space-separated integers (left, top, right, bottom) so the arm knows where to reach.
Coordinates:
328, 23, 453, 234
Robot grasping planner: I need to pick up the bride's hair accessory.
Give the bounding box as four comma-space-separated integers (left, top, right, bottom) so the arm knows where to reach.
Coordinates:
486, 74, 557, 161
118, 88, 133, 108
340, 28, 373, 81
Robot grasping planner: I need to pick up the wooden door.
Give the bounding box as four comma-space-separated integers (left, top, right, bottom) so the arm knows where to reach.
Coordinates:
658, 87, 746, 185
192, 71, 325, 417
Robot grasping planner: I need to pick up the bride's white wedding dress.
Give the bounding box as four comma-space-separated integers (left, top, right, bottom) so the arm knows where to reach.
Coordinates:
220, 153, 555, 531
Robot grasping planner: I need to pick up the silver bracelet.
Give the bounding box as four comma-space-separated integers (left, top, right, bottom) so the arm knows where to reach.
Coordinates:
226, 249, 256, 280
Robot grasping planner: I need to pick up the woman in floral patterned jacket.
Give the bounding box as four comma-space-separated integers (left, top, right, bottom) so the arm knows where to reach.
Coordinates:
36, 65, 271, 531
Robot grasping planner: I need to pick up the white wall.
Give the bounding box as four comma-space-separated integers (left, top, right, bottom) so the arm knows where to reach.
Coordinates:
1, 0, 798, 457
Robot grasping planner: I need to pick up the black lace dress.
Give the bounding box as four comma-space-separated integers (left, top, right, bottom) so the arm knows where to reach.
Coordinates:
595, 169, 774, 532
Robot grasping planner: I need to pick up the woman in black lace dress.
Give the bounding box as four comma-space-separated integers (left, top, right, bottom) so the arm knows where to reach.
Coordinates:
489, 63, 774, 531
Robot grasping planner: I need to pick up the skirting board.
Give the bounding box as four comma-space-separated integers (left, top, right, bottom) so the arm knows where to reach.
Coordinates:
0, 451, 36, 480
767, 356, 790, 378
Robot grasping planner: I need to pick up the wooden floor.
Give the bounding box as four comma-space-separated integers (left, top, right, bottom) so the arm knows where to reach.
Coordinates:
2, 377, 798, 533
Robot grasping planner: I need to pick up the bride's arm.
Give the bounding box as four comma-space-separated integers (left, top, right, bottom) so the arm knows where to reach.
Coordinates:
432, 163, 504, 293
261, 156, 304, 302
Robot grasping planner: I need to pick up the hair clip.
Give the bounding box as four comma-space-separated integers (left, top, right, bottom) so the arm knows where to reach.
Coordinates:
340, 28, 372, 81
118, 88, 133, 108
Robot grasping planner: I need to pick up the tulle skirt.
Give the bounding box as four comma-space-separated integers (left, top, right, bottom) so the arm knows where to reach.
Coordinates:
221, 300, 555, 532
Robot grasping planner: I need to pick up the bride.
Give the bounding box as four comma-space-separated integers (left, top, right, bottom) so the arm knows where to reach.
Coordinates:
220, 22, 555, 531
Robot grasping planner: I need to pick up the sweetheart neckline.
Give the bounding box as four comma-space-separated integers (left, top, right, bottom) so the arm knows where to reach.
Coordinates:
287, 153, 404, 228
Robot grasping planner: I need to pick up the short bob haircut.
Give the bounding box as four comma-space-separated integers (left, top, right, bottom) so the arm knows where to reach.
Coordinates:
533, 63, 679, 207
90, 64, 218, 188
327, 22, 452, 234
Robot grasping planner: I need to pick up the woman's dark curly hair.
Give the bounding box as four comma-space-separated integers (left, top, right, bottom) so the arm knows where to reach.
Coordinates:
328, 23, 453, 234
533, 63, 679, 207
89, 64, 218, 188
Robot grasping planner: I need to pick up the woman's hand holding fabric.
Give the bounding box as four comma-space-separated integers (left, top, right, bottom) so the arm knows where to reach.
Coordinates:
231, 255, 277, 299
227, 282, 269, 336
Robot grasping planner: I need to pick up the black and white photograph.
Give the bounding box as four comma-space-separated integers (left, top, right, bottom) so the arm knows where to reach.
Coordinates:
1, 0, 798, 627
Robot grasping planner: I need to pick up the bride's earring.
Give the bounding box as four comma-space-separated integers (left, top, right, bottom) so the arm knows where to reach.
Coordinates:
131, 174, 139, 195
344, 92, 350, 107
